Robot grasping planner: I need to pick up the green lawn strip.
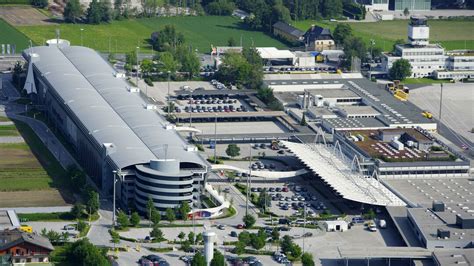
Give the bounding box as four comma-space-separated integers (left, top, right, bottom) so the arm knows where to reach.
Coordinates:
11, 119, 68, 188
0, 116, 11, 122
18, 212, 75, 221
16, 16, 287, 53
0, 18, 30, 51
0, 124, 19, 136
403, 78, 449, 84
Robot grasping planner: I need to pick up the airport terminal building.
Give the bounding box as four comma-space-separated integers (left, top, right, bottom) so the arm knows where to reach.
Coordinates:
22, 40, 208, 212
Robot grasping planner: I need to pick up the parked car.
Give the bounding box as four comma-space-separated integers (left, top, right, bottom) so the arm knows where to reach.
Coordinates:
230, 231, 238, 237
236, 224, 244, 229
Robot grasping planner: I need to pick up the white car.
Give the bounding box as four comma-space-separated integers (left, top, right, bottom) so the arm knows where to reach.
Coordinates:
368, 223, 377, 232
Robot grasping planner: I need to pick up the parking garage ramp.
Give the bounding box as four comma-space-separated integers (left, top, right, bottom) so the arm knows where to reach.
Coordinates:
281, 141, 406, 207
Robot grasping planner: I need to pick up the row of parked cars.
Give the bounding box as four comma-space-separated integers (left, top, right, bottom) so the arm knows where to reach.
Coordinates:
187, 98, 238, 105
139, 255, 169, 266
184, 105, 247, 113
264, 66, 337, 72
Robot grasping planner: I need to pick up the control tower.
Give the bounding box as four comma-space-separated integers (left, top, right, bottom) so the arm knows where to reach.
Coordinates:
408, 15, 429, 46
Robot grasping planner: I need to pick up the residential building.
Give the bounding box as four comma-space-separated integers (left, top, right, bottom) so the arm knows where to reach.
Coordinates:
22, 40, 209, 213
0, 229, 54, 265
303, 25, 335, 52
272, 21, 304, 44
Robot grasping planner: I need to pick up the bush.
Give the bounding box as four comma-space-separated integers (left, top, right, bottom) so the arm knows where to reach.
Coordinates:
144, 78, 153, 87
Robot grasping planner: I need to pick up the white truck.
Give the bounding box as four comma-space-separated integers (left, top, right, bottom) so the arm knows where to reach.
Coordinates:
379, 219, 387, 229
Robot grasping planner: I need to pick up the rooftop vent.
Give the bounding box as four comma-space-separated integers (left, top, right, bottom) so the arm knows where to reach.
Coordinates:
432, 200, 445, 212
437, 228, 450, 239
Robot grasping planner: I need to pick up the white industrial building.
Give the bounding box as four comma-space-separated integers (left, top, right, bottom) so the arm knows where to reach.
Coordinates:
382, 16, 474, 79
324, 220, 349, 232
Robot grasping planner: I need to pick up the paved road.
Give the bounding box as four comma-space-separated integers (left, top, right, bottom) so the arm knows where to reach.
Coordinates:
0, 206, 71, 213
0, 136, 24, 143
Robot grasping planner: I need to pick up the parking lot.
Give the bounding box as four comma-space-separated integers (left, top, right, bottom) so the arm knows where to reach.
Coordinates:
175, 94, 254, 114
246, 178, 340, 218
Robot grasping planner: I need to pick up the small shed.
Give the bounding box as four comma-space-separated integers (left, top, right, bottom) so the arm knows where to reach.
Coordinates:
323, 220, 348, 232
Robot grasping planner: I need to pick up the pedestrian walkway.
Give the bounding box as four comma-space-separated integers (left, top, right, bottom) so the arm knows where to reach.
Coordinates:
0, 136, 24, 143
0, 206, 71, 213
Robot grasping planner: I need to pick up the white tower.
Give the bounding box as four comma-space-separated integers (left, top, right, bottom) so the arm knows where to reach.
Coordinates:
408, 15, 429, 46
203, 231, 216, 266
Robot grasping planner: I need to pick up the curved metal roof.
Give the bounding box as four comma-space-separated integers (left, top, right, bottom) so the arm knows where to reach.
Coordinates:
24, 45, 206, 169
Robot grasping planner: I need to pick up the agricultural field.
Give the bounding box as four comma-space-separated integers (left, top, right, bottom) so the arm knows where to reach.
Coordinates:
17, 16, 288, 53
0, 18, 30, 51
0, 120, 70, 207
0, 124, 19, 136
293, 19, 474, 51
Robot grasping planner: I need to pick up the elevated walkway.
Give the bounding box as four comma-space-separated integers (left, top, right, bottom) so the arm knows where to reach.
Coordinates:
211, 164, 308, 179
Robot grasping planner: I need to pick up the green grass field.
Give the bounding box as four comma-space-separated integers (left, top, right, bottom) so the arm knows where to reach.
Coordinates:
0, 18, 30, 51
0, 124, 20, 136
0, 120, 70, 207
293, 19, 474, 52
17, 16, 287, 53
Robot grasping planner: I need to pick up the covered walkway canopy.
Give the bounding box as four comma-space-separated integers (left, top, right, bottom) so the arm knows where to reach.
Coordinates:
282, 141, 406, 206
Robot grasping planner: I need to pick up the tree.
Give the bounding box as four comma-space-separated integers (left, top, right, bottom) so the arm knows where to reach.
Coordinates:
233, 241, 246, 255
280, 235, 294, 254
158, 52, 180, 73
322, 0, 342, 18
110, 229, 120, 244
176, 45, 200, 78
191, 252, 206, 266
100, 0, 113, 22
243, 214, 256, 228
63, 0, 82, 23
178, 231, 186, 242
126, 50, 138, 66
77, 220, 88, 234
258, 190, 271, 212
140, 59, 154, 77
116, 210, 129, 229
238, 231, 252, 246
71, 203, 85, 219
389, 59, 412, 80
227, 37, 236, 47
179, 201, 191, 221
363, 208, 376, 220
146, 196, 155, 219
333, 23, 352, 46
150, 225, 164, 240
392, 39, 405, 52
300, 113, 307, 126
12, 61, 24, 88
250, 230, 266, 250
271, 227, 280, 242
196, 233, 203, 244
151, 209, 161, 225
86, 190, 100, 215
302, 252, 315, 266
150, 25, 185, 52
130, 212, 140, 227
31, 0, 48, 8
403, 7, 410, 17
165, 208, 176, 223
64, 238, 109, 265
181, 240, 191, 252
205, 0, 236, 15
225, 144, 240, 158
210, 250, 225, 266
86, 0, 102, 24
188, 231, 195, 244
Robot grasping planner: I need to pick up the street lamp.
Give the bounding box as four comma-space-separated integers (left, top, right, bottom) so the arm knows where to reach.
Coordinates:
80, 28, 84, 46
136, 46, 140, 86
213, 113, 217, 164
112, 170, 121, 228
167, 71, 171, 117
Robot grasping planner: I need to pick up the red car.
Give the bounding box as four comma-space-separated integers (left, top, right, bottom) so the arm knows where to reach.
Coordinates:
282, 187, 289, 192
236, 224, 244, 229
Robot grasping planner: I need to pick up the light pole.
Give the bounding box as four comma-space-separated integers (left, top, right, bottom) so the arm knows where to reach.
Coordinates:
135, 46, 140, 86
246, 143, 252, 216
167, 71, 171, 117
80, 28, 84, 46
213, 113, 217, 164
438, 83, 444, 131
112, 170, 117, 228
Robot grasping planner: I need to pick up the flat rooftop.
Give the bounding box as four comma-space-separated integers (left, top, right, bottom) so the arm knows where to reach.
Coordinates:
307, 88, 360, 99
338, 105, 380, 116
265, 78, 436, 129
433, 249, 474, 266
342, 129, 457, 163
323, 117, 386, 130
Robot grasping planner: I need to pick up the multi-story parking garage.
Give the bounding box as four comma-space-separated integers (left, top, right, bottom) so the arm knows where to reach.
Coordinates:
22, 40, 208, 212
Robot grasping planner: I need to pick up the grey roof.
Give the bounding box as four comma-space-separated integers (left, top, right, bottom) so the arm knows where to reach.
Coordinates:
273, 21, 304, 39
24, 45, 206, 169
303, 26, 333, 42
307, 88, 360, 99
433, 249, 474, 266
324, 117, 387, 129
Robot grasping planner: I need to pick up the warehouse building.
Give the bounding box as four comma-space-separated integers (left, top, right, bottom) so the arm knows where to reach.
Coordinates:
22, 41, 208, 212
